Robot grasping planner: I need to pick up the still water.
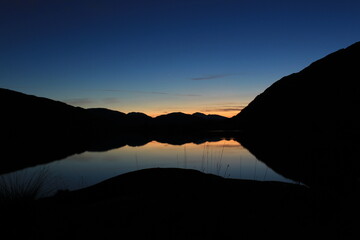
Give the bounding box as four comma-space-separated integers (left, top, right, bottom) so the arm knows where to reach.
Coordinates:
2, 139, 294, 196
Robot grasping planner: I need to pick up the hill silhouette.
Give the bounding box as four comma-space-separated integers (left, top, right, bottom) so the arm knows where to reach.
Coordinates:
0, 88, 228, 137
2, 168, 318, 239
0, 88, 228, 173
1, 88, 91, 173
234, 41, 360, 135
232, 42, 360, 237
192, 112, 228, 121
234, 41, 360, 196
2, 42, 360, 238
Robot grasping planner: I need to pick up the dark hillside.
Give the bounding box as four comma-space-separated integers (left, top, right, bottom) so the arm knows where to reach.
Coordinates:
0, 88, 229, 173
234, 41, 360, 194
234, 41, 360, 135
1, 88, 90, 172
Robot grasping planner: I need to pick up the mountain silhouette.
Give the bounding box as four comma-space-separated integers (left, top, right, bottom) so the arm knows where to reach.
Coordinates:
234, 42, 360, 190
0, 88, 228, 173
192, 112, 228, 121
1, 88, 91, 173
0, 88, 90, 145
155, 112, 202, 126
155, 112, 227, 122
234, 41, 360, 134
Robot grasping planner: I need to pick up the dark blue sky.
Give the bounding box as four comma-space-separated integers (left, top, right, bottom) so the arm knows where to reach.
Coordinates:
1, 0, 360, 116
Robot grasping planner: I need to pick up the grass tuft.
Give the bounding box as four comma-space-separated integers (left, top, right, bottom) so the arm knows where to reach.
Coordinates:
0, 167, 50, 202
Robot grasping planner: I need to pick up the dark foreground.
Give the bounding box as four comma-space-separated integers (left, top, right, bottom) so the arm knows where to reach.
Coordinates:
1, 168, 355, 239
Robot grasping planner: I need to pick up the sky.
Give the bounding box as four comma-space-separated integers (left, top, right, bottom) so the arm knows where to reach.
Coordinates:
1, 0, 360, 117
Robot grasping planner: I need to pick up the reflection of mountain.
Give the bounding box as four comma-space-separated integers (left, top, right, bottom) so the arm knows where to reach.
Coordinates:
1, 88, 90, 174
233, 43, 360, 237
0, 88, 229, 174
234, 42, 360, 190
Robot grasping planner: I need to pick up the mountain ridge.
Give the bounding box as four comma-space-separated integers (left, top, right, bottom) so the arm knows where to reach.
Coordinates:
234, 41, 360, 189
0, 87, 229, 173
234, 41, 360, 135
1, 87, 228, 123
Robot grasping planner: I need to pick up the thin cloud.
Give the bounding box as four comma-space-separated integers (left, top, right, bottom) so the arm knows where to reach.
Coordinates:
103, 89, 168, 95
65, 97, 122, 106
174, 93, 201, 97
65, 98, 94, 106
191, 74, 233, 81
102, 97, 121, 104
144, 91, 168, 95
103, 89, 201, 97
202, 105, 246, 112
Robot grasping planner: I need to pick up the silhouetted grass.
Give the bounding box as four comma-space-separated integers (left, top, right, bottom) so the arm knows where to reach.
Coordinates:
200, 143, 230, 177
0, 167, 50, 202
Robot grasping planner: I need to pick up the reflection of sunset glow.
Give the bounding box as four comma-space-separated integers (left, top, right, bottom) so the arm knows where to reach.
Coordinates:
157, 139, 239, 147
106, 139, 247, 164
115, 139, 244, 151
25, 138, 293, 192
197, 139, 242, 148
127, 111, 239, 118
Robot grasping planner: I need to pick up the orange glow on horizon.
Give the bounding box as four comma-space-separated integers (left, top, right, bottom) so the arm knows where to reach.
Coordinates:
98, 98, 248, 119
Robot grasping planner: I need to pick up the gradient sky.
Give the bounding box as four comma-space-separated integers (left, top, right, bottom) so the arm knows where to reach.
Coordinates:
1, 0, 360, 117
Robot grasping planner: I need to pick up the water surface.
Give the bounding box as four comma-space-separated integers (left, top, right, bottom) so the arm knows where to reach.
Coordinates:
1, 139, 294, 196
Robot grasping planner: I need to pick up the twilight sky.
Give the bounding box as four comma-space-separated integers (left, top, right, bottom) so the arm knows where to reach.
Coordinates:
1, 0, 360, 117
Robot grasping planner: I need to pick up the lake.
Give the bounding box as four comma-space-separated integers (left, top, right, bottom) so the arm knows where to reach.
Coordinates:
0, 139, 294, 197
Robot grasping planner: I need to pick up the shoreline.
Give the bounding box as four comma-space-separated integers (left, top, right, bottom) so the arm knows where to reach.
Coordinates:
2, 168, 327, 239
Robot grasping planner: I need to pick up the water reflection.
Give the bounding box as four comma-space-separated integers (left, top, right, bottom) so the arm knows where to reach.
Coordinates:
1, 139, 294, 195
